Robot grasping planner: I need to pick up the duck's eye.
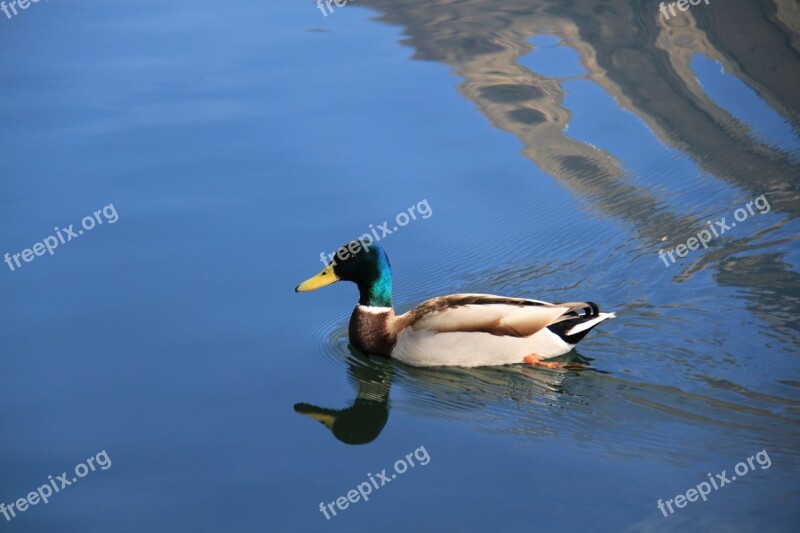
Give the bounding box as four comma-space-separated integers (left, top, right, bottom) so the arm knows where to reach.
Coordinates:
322, 271, 327, 276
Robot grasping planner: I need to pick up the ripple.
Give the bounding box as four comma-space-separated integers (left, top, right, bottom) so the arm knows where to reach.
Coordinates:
385, 360, 800, 465
297, 304, 352, 378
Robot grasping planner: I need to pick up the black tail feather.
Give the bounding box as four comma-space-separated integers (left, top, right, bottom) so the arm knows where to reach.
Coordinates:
548, 301, 603, 344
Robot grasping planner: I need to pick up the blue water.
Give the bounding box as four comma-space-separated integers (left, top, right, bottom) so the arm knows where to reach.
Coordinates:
1, 1, 799, 532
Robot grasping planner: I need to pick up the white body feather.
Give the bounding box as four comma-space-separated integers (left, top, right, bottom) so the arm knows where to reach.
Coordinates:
392, 326, 574, 367
388, 298, 615, 367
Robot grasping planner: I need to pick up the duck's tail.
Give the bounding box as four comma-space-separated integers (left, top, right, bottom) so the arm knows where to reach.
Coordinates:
547, 302, 615, 345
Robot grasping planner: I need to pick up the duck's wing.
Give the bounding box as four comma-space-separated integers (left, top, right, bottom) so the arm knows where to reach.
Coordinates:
391, 294, 598, 338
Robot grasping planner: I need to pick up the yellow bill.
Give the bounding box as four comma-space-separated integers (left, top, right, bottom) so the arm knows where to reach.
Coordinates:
295, 263, 340, 292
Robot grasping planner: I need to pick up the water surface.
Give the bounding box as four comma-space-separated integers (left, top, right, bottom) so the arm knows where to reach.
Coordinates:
1, 0, 799, 531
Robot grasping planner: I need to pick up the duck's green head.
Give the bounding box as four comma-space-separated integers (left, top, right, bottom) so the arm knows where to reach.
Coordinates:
295, 241, 393, 307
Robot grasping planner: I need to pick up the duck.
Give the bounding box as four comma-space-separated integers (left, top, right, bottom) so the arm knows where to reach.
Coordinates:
295, 241, 615, 368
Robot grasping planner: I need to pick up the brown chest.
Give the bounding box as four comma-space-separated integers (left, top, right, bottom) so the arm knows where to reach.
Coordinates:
348, 307, 396, 357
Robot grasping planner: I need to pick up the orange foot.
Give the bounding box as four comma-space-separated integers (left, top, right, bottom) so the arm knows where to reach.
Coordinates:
523, 355, 585, 370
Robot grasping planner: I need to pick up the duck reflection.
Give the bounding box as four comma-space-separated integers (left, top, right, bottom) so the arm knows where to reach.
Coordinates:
294, 353, 393, 445
294, 347, 590, 445
296, 345, 800, 461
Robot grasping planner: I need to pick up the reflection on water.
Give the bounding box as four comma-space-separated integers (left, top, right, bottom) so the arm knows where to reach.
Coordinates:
362, 0, 800, 213
295, 346, 593, 446
295, 352, 392, 445
299, 344, 800, 467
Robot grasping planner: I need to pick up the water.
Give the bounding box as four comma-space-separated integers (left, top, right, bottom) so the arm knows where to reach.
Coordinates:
1, 0, 799, 531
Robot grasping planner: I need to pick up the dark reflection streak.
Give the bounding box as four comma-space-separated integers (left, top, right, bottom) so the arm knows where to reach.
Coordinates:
361, 0, 800, 214
714, 253, 800, 342
589, 0, 800, 214
675, 222, 800, 340
692, 0, 800, 132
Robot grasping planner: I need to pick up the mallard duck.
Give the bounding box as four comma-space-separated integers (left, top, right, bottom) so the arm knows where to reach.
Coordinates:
295, 241, 615, 368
